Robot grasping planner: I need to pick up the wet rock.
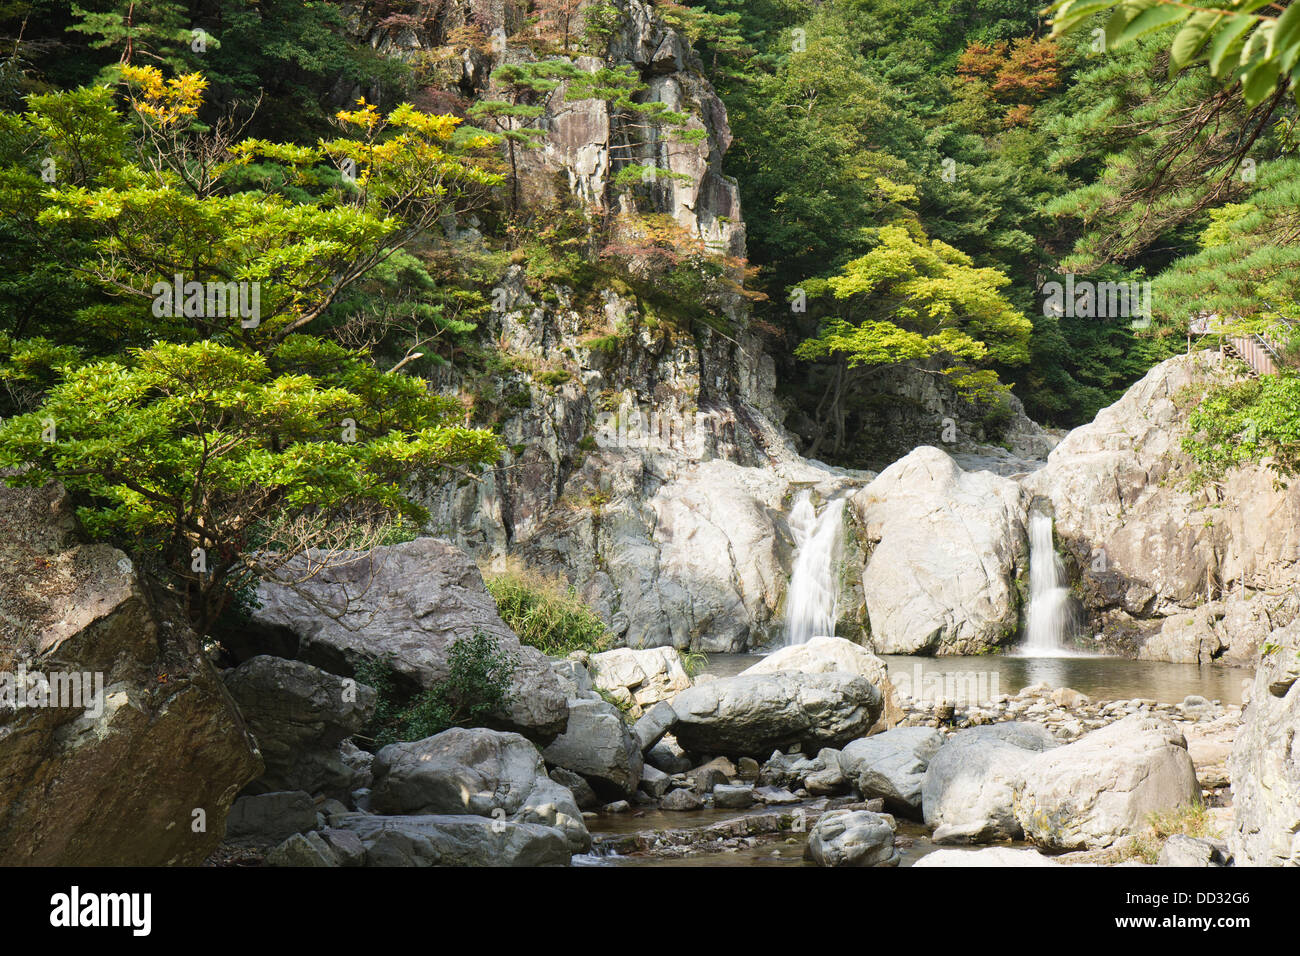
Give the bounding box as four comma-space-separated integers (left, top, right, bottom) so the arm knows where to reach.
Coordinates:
804, 810, 899, 867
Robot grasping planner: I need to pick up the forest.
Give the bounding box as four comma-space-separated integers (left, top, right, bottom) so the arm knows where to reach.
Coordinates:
0, 0, 1298, 638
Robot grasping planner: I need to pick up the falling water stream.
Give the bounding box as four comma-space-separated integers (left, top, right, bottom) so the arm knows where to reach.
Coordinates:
784, 491, 845, 645
1020, 510, 1079, 656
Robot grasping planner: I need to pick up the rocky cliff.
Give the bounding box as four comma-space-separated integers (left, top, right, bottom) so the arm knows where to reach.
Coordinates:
1024, 352, 1300, 664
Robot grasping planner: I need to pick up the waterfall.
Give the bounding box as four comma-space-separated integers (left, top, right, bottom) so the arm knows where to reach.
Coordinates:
1021, 511, 1077, 655
785, 491, 845, 645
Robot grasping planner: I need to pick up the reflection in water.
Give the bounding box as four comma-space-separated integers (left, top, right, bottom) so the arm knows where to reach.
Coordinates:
695, 652, 1251, 705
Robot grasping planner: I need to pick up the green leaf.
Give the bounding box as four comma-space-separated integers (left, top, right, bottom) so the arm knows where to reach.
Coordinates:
1208, 14, 1258, 77
1269, 0, 1300, 57
1114, 3, 1192, 48
1169, 11, 1224, 77
1241, 57, 1281, 105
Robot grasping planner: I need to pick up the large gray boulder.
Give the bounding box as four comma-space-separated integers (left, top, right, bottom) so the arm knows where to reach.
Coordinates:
922, 723, 1056, 844
542, 698, 643, 798
852, 447, 1027, 655
1230, 621, 1300, 865
367, 727, 589, 852
804, 809, 900, 867
224, 791, 318, 847
251, 537, 568, 740
1023, 353, 1300, 662
223, 655, 375, 799
0, 482, 261, 865
668, 671, 883, 758
743, 636, 904, 730
839, 726, 945, 818
331, 812, 571, 866
1015, 715, 1199, 852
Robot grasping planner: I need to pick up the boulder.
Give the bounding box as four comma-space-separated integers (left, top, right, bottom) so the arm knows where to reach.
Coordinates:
1159, 835, 1227, 867
639, 764, 671, 798
367, 727, 589, 852
550, 767, 600, 810
713, 784, 754, 809
633, 700, 678, 752
839, 726, 945, 818
922, 723, 1056, 844
0, 482, 262, 866
804, 810, 899, 867
266, 830, 338, 867
1015, 716, 1199, 852
646, 733, 693, 774
224, 790, 318, 847
250, 537, 568, 740
1230, 620, 1300, 865
668, 671, 882, 758
661, 788, 704, 811
223, 655, 376, 799
542, 698, 643, 798
742, 636, 904, 730
852, 447, 1027, 655
588, 646, 691, 708
331, 812, 571, 866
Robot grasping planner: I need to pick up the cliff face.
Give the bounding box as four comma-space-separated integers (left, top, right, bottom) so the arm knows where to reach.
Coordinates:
344, 0, 826, 651
1024, 353, 1300, 664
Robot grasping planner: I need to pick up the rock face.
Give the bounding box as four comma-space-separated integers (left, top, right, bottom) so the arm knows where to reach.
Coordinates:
0, 482, 261, 865
1230, 621, 1300, 865
839, 726, 945, 818
587, 647, 690, 708
223, 655, 376, 799
668, 671, 882, 758
251, 537, 568, 740
331, 812, 572, 867
804, 810, 900, 867
853, 447, 1028, 655
921, 723, 1056, 845
1015, 715, 1199, 852
1023, 353, 1300, 662
742, 636, 903, 731
542, 698, 643, 798
366, 727, 589, 852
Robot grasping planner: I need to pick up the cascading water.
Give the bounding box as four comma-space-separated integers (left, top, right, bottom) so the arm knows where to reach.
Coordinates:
785, 491, 845, 645
1021, 510, 1077, 655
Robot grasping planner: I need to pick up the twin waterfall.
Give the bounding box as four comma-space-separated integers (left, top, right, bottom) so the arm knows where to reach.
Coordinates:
1021, 510, 1076, 655
784, 491, 845, 645
781, 493, 1078, 654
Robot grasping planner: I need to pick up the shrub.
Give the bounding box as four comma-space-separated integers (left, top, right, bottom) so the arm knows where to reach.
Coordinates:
355, 632, 516, 746
484, 561, 611, 656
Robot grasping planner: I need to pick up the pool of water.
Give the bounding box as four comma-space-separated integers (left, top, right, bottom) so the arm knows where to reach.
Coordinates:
694, 651, 1251, 705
